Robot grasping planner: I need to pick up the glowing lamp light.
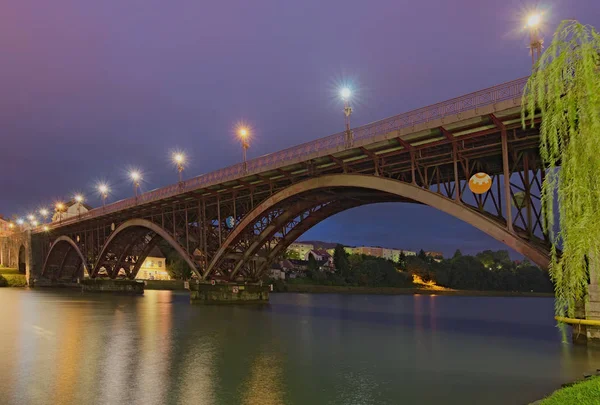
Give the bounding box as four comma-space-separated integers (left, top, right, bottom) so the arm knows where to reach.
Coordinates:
468, 173, 492, 194
43, 225, 49, 232
8, 223, 14, 229
56, 202, 65, 211
130, 171, 141, 181
98, 184, 109, 195
27, 214, 35, 221
173, 153, 185, 164
40, 208, 49, 217
31, 220, 38, 227
238, 127, 249, 139
340, 87, 351, 100
526, 13, 541, 28
16, 218, 24, 225
74, 194, 84, 203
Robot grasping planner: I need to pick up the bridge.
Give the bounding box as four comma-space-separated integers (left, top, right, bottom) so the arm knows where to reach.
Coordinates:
1, 76, 550, 285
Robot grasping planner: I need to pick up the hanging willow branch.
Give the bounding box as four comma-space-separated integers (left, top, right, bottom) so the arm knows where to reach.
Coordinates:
522, 20, 600, 320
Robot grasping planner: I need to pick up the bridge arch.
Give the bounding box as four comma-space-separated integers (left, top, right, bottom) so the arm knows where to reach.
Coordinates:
206, 174, 550, 279
92, 218, 199, 279
41, 236, 89, 280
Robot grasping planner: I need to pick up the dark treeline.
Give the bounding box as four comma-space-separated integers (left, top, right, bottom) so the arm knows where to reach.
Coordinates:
405, 249, 553, 293
279, 245, 553, 293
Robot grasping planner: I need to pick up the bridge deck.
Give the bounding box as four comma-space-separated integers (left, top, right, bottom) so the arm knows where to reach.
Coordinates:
35, 76, 534, 233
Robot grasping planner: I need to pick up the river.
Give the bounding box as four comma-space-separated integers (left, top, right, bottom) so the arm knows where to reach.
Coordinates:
0, 289, 598, 405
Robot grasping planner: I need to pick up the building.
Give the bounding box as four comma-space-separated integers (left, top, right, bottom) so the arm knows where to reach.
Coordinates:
425, 251, 444, 259
135, 246, 170, 280
52, 199, 93, 222
287, 242, 314, 260
0, 216, 11, 236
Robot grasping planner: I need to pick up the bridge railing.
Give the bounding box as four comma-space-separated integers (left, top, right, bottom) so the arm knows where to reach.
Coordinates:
38, 76, 529, 231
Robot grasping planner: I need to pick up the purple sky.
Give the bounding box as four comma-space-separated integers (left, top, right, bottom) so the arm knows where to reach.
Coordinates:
2, 1, 599, 257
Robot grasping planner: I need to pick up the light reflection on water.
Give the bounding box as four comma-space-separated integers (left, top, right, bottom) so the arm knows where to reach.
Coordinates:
0, 289, 599, 405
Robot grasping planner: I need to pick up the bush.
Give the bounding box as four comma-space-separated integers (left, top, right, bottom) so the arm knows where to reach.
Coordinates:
0, 275, 7, 287
4, 274, 27, 287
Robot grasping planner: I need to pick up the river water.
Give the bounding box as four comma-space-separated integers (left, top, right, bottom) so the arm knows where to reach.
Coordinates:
0, 289, 599, 405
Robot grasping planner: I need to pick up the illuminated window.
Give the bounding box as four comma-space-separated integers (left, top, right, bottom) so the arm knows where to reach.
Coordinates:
158, 261, 162, 267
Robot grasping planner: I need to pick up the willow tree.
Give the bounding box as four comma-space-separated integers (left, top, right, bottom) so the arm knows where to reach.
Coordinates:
522, 20, 600, 320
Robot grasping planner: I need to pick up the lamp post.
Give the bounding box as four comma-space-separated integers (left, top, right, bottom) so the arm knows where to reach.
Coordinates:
238, 128, 250, 173
74, 194, 84, 217
173, 153, 186, 185
130, 171, 141, 198
55, 203, 65, 223
39, 208, 49, 222
526, 12, 543, 65
98, 184, 109, 208
340, 87, 353, 148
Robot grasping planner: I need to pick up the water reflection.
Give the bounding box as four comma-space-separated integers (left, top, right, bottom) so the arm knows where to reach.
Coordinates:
0, 289, 599, 405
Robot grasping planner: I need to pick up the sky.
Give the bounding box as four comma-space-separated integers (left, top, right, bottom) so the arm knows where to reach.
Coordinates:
2, 0, 599, 257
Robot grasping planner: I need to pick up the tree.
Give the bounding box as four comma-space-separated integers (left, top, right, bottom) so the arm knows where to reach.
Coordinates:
333, 244, 350, 277
166, 255, 193, 280
522, 20, 600, 319
418, 249, 427, 261
307, 254, 319, 273
452, 249, 463, 259
398, 251, 407, 270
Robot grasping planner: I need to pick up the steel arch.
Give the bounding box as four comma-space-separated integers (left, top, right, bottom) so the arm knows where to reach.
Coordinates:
41, 236, 90, 278
206, 174, 550, 277
91, 218, 199, 278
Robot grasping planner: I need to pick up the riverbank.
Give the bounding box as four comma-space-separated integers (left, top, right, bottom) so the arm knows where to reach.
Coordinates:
534, 375, 600, 404
278, 283, 554, 298
0, 268, 27, 287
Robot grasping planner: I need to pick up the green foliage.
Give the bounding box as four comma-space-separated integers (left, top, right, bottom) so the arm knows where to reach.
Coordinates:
166, 255, 193, 280
333, 244, 350, 277
0, 275, 7, 287
418, 249, 427, 261
522, 20, 600, 318
539, 376, 600, 405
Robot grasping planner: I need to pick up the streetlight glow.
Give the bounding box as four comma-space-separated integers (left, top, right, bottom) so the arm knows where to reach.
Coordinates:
40, 208, 49, 217
74, 194, 84, 203
130, 171, 141, 181
8, 223, 14, 229
526, 13, 541, 28
31, 220, 38, 227
43, 225, 49, 232
98, 184, 109, 194
56, 202, 65, 211
173, 153, 185, 164
27, 214, 35, 221
16, 218, 24, 225
238, 127, 249, 139
340, 87, 351, 100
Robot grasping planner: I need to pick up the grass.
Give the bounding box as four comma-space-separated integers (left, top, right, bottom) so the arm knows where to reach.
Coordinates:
536, 376, 600, 404
0, 268, 27, 287
0, 267, 20, 275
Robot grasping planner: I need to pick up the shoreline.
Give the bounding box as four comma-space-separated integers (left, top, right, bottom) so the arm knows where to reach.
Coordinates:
278, 283, 554, 298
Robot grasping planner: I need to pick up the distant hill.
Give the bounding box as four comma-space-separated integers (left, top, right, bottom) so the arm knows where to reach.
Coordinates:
298, 240, 341, 250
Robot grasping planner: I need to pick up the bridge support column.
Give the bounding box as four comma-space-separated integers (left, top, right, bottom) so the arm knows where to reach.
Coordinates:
571, 265, 600, 345
190, 282, 269, 304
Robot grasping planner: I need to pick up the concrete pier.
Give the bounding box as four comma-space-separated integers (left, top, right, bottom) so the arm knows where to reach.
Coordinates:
80, 279, 144, 295
190, 282, 269, 304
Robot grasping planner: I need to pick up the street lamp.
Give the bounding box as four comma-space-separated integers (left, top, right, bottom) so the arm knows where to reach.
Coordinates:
98, 183, 109, 208
55, 202, 65, 222
172, 152, 186, 184
39, 208, 49, 220
27, 214, 35, 222
130, 171, 142, 198
74, 194, 84, 217
238, 127, 250, 173
340, 87, 353, 148
16, 218, 24, 226
31, 220, 38, 227
525, 12, 543, 65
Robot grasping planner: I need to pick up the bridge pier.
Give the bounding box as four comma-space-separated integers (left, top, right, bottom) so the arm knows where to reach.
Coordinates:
189, 282, 269, 304
571, 266, 600, 345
